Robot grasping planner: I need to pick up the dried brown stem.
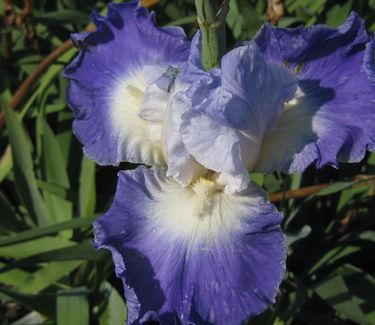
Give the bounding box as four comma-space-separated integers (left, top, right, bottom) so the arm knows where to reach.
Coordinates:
266, 0, 284, 25
269, 174, 375, 202
22, 0, 32, 16
269, 183, 328, 202
19, 0, 43, 55
142, 0, 160, 7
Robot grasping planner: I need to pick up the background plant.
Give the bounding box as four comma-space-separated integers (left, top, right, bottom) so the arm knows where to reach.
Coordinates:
0, 0, 374, 324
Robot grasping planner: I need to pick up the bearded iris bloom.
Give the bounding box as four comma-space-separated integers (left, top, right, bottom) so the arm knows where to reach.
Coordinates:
65, 3, 286, 323
64, 1, 375, 324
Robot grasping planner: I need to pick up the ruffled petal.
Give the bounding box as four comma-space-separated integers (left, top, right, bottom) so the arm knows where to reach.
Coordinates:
94, 166, 286, 325
254, 13, 375, 173
254, 11, 368, 65
64, 1, 189, 166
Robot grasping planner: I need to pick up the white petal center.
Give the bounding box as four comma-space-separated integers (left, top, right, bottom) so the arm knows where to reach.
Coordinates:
110, 66, 177, 165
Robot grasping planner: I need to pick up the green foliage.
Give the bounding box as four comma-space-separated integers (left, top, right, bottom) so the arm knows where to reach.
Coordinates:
226, 0, 264, 40
57, 288, 89, 325
0, 0, 374, 324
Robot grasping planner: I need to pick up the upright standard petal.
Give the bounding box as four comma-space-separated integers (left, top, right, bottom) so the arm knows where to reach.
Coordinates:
64, 1, 189, 166
163, 33, 210, 188
167, 33, 296, 193
94, 166, 286, 325
253, 13, 375, 173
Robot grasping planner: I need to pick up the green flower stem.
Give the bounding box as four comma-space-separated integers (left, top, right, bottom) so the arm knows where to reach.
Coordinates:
194, 0, 228, 71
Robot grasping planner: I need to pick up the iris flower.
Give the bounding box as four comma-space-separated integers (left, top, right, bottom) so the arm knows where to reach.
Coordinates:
64, 1, 375, 324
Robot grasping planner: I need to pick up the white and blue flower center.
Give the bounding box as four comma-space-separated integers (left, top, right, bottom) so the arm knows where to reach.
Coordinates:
110, 65, 179, 165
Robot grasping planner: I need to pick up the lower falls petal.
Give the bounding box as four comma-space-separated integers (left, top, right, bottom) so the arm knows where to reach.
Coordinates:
94, 166, 286, 325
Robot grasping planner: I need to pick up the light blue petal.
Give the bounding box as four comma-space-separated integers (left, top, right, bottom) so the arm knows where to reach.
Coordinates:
254, 13, 375, 173
175, 41, 296, 192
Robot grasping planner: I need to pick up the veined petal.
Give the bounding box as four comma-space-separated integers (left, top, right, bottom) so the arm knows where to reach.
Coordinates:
254, 13, 375, 173
94, 166, 286, 325
64, 1, 189, 166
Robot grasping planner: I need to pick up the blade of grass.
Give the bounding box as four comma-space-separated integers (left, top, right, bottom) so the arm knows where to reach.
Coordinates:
57, 287, 89, 325
40, 118, 72, 225
0, 262, 30, 286
0, 236, 75, 259
2, 100, 51, 226
314, 274, 370, 325
0, 216, 95, 247
0, 145, 12, 182
18, 261, 82, 294
0, 242, 107, 273
36, 179, 73, 200
0, 191, 27, 231
99, 282, 127, 325
0, 287, 56, 319
79, 156, 96, 217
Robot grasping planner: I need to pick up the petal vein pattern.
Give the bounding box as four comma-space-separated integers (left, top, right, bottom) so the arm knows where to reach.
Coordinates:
94, 166, 286, 325
64, 1, 189, 166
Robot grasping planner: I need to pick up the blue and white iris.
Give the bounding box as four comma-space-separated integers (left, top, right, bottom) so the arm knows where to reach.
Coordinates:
64, 1, 375, 324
